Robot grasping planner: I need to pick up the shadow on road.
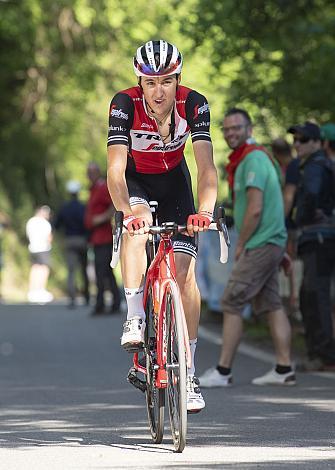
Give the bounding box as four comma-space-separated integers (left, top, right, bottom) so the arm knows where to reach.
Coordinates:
0, 303, 334, 468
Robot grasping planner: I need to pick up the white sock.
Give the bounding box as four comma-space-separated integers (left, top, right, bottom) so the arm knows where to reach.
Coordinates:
125, 287, 146, 321
188, 338, 197, 377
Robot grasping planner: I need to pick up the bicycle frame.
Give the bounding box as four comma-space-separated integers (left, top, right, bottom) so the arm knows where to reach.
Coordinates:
111, 207, 229, 451
132, 232, 191, 387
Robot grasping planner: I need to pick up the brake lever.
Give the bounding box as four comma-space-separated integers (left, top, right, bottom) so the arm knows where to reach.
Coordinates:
216, 206, 231, 247
114, 211, 124, 252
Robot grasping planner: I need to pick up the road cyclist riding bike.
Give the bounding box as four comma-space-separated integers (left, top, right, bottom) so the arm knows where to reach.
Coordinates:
111, 205, 229, 452
106, 39, 218, 413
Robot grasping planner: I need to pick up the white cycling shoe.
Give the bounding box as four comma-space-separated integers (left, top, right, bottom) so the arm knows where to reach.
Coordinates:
186, 375, 205, 413
121, 316, 145, 352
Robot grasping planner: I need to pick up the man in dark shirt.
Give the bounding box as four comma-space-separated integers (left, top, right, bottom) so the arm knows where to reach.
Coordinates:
85, 162, 120, 315
55, 180, 89, 308
288, 121, 335, 370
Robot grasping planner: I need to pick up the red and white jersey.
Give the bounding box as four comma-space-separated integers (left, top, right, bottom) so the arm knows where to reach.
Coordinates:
107, 85, 211, 174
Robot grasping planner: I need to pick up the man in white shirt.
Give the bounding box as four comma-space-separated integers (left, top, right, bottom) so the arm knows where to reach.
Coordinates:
26, 205, 53, 303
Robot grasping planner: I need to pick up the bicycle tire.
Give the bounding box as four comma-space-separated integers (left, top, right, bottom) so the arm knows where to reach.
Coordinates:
165, 282, 187, 452
144, 289, 165, 443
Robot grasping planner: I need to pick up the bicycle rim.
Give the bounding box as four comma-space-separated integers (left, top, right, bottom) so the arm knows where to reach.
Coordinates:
165, 285, 187, 452
145, 290, 165, 443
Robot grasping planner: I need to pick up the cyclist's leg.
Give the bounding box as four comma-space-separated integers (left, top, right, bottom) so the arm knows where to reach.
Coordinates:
175, 252, 205, 412
120, 202, 152, 349
121, 202, 152, 296
174, 253, 200, 342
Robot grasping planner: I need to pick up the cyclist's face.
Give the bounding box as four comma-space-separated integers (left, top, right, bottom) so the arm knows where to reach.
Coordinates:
141, 75, 179, 116
222, 113, 252, 149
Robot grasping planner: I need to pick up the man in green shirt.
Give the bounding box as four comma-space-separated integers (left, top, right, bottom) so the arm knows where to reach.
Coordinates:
200, 107, 295, 387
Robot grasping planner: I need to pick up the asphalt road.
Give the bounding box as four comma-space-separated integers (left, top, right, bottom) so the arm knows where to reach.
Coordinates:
0, 302, 334, 469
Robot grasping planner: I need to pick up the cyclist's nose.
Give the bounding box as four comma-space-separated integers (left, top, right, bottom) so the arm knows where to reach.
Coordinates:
154, 83, 164, 96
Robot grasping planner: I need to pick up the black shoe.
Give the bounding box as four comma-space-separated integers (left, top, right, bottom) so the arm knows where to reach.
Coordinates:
91, 306, 105, 316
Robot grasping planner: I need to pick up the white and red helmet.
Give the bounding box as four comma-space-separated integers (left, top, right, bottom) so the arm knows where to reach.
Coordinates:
133, 40, 183, 77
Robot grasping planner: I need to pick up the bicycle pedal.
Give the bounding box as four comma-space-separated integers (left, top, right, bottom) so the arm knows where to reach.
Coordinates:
127, 368, 147, 393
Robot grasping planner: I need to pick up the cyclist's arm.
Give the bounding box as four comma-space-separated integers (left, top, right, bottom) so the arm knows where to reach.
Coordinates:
192, 140, 218, 214
186, 90, 217, 214
107, 144, 133, 217
106, 92, 134, 218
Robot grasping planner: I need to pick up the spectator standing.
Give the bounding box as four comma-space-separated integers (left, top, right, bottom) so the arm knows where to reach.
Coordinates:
271, 138, 293, 184
85, 162, 120, 315
288, 122, 335, 370
321, 123, 335, 338
321, 123, 335, 163
26, 205, 53, 304
54, 180, 90, 308
200, 108, 295, 388
271, 138, 299, 310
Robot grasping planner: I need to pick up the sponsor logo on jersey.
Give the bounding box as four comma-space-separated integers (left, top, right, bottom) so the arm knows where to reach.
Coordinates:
110, 104, 128, 120
141, 123, 154, 129
194, 121, 210, 128
193, 103, 209, 120
130, 130, 189, 152
108, 125, 127, 132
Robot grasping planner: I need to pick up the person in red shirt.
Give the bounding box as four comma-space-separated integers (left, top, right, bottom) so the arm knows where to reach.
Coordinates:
85, 162, 120, 315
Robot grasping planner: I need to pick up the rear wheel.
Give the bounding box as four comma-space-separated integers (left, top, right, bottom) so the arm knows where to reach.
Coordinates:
165, 283, 187, 452
145, 289, 165, 443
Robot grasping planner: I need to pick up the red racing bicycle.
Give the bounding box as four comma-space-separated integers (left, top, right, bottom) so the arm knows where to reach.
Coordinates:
111, 204, 229, 452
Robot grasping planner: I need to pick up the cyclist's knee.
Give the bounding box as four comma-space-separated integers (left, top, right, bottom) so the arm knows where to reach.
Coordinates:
175, 256, 196, 287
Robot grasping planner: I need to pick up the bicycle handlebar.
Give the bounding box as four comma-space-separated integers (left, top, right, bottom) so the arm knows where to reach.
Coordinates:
110, 207, 230, 268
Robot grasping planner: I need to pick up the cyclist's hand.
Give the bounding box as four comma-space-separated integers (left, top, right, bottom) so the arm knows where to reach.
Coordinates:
187, 211, 212, 237
123, 215, 150, 236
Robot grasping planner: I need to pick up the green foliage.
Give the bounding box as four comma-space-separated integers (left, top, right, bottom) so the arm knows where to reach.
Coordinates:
184, 0, 335, 123
1, 0, 334, 296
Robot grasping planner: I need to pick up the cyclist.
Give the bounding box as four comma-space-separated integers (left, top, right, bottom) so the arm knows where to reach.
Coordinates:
106, 40, 218, 412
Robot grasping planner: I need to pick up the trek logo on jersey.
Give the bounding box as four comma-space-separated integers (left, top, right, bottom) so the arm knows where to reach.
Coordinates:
193, 103, 209, 120
130, 130, 189, 152
110, 104, 128, 120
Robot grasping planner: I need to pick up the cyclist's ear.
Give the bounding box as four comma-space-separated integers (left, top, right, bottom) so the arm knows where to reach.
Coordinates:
176, 74, 181, 89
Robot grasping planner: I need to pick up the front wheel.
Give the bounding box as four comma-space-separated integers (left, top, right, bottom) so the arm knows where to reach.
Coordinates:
145, 289, 165, 443
164, 283, 187, 452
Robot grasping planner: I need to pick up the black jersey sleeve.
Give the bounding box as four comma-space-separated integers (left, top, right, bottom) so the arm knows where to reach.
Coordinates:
185, 90, 211, 143
107, 92, 134, 147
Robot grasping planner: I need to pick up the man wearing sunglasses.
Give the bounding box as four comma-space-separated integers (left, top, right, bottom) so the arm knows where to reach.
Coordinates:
288, 122, 335, 371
